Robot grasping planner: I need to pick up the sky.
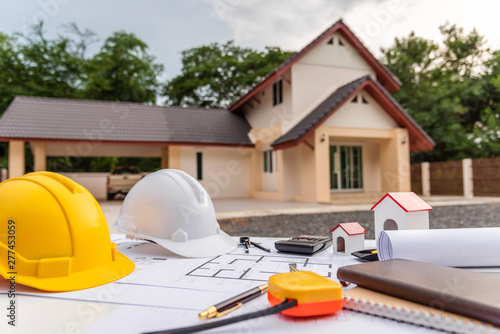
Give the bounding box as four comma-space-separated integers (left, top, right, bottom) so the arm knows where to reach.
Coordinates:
0, 0, 499, 81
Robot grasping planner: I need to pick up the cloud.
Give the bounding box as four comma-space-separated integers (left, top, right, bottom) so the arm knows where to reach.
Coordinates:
203, 0, 369, 50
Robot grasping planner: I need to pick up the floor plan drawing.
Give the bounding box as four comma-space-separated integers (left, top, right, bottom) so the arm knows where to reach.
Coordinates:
186, 253, 335, 281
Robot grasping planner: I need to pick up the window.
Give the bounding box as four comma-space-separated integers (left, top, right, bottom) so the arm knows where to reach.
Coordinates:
272, 79, 283, 106
329, 145, 363, 190
196, 152, 203, 180
351, 94, 369, 104
326, 36, 344, 46
263, 150, 273, 173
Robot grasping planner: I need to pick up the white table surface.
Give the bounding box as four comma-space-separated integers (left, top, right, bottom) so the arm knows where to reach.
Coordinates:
0, 236, 450, 334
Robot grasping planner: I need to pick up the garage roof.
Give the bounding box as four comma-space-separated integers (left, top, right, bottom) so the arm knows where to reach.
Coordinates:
0, 96, 253, 146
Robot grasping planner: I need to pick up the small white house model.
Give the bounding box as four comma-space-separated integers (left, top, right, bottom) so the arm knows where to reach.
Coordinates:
330, 222, 366, 255
371, 192, 432, 240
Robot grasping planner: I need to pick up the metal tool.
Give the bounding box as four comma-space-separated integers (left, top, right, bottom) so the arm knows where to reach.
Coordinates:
239, 236, 250, 253
239, 237, 271, 253
250, 240, 271, 253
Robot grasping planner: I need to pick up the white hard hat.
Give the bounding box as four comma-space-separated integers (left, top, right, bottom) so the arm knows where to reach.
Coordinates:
113, 169, 237, 258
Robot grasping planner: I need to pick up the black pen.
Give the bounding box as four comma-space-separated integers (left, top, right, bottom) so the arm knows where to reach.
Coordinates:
198, 284, 268, 319
250, 241, 271, 252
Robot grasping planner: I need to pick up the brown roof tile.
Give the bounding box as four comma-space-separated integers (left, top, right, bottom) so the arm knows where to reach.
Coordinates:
0, 96, 252, 146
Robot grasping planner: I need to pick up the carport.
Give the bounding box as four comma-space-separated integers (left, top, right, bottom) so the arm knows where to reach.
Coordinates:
0, 96, 253, 181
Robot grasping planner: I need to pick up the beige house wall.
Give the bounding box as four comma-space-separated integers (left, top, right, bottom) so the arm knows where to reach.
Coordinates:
45, 142, 163, 157
179, 146, 252, 199
243, 70, 293, 131
168, 146, 181, 169
298, 32, 373, 71
282, 146, 302, 201
294, 136, 317, 203
363, 141, 382, 192
379, 128, 411, 192
324, 89, 398, 130
290, 65, 374, 133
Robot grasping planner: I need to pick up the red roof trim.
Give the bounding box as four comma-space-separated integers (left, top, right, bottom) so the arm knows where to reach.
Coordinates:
330, 222, 367, 235
273, 80, 368, 150
371, 192, 432, 212
229, 20, 400, 112
273, 79, 434, 152
0, 137, 254, 148
363, 84, 434, 152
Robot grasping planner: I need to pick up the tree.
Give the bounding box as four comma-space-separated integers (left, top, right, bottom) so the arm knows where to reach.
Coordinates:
0, 23, 165, 172
468, 50, 500, 156
164, 41, 294, 108
85, 31, 163, 103
381, 23, 490, 162
0, 22, 95, 116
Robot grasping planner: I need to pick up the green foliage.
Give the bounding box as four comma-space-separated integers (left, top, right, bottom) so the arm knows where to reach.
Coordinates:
85, 31, 163, 103
164, 41, 294, 108
0, 23, 165, 172
381, 23, 493, 162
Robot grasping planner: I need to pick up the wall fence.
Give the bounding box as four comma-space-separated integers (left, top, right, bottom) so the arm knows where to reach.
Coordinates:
411, 157, 500, 197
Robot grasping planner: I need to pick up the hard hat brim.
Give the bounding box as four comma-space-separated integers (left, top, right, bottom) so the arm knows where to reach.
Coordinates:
115, 228, 238, 258
150, 230, 237, 258
1, 251, 135, 292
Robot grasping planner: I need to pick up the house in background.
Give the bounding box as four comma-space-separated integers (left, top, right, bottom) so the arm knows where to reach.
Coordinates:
0, 19, 434, 203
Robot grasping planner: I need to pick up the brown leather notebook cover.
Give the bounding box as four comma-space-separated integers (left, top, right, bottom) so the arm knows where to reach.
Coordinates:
337, 259, 500, 327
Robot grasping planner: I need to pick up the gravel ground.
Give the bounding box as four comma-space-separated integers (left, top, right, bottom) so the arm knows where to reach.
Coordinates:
218, 203, 500, 239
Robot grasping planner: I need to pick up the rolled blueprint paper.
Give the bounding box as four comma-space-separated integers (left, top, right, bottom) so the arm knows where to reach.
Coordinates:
377, 227, 500, 267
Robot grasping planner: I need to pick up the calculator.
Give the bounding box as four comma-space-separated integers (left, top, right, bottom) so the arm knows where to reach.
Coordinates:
274, 235, 333, 255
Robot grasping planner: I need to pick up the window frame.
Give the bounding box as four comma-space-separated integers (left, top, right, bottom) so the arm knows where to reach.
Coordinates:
263, 150, 274, 173
196, 151, 203, 180
272, 79, 283, 106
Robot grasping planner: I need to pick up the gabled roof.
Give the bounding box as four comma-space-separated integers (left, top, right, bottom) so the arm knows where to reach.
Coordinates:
229, 19, 401, 112
330, 222, 366, 235
0, 96, 253, 146
272, 75, 435, 152
371, 192, 432, 212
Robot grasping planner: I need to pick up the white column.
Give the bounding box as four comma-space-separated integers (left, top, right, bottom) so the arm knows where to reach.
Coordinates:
462, 158, 473, 198
8, 141, 25, 178
32, 142, 47, 172
421, 162, 430, 197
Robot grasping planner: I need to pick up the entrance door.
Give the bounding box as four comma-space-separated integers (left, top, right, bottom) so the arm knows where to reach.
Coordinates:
330, 145, 363, 191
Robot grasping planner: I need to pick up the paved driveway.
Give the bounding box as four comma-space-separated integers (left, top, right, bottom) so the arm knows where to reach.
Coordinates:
100, 196, 500, 233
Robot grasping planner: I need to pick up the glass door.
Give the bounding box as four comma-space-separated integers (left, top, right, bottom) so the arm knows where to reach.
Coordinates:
330, 145, 363, 191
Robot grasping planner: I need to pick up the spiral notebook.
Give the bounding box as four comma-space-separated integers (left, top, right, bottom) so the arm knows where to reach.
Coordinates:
343, 287, 499, 333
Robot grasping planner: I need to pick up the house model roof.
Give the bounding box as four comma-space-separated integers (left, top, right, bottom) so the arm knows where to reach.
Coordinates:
330, 222, 367, 235
0, 96, 253, 146
271, 76, 434, 152
371, 192, 432, 212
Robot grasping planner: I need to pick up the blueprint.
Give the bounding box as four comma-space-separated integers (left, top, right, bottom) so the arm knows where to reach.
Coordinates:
0, 236, 443, 334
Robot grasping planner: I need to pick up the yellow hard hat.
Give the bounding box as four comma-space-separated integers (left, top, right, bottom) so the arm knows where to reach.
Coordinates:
0, 171, 134, 291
